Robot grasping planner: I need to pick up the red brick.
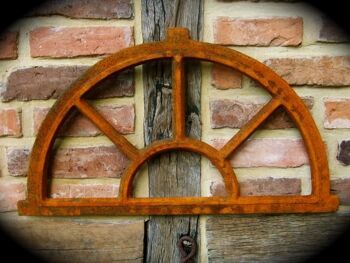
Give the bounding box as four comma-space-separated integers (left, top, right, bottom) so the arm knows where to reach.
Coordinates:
210, 97, 313, 129
52, 146, 129, 178
212, 138, 308, 168
29, 0, 133, 19
0, 181, 26, 212
265, 56, 350, 86
214, 17, 302, 46
211, 64, 242, 89
0, 108, 21, 137
210, 177, 301, 196
34, 104, 135, 136
3, 66, 134, 101
318, 16, 349, 43
6, 146, 129, 178
0, 31, 18, 60
337, 141, 350, 166
30, 26, 134, 58
6, 147, 30, 177
331, 178, 350, 205
50, 184, 119, 198
210, 99, 260, 128
324, 98, 350, 129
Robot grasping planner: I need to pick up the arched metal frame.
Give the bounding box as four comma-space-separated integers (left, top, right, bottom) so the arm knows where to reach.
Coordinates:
18, 28, 338, 216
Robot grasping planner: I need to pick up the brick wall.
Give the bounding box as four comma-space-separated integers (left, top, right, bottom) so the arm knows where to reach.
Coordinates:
201, 1, 350, 206
0, 0, 144, 205
0, 0, 349, 262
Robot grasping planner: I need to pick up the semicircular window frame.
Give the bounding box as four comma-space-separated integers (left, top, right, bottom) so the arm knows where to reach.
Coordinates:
17, 28, 339, 216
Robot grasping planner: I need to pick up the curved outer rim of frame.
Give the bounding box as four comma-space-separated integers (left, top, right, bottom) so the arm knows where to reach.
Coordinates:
18, 28, 339, 215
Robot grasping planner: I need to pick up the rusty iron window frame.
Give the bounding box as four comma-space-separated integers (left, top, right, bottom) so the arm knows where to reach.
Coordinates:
18, 28, 339, 216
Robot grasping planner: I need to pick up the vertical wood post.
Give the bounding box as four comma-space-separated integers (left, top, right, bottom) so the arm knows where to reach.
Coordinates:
141, 0, 203, 261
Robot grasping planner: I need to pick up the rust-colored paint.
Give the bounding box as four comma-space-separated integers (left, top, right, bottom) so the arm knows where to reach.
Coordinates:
18, 28, 338, 216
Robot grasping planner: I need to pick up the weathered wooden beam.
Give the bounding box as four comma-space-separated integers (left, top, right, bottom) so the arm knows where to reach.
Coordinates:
141, 0, 203, 261
206, 210, 350, 262
0, 213, 144, 263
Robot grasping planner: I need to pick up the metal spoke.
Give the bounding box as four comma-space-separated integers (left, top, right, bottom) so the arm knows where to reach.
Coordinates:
75, 99, 139, 160
172, 55, 186, 140
220, 98, 281, 159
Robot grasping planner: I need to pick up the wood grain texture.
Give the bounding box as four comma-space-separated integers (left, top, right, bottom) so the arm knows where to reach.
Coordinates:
206, 211, 350, 263
0, 213, 144, 263
141, 0, 203, 262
